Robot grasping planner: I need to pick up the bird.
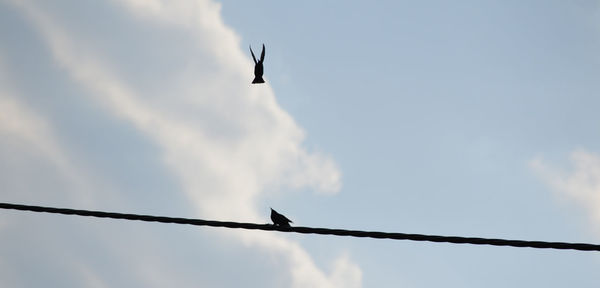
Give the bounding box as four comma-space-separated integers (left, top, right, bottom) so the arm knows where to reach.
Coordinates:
270, 207, 292, 227
250, 44, 265, 84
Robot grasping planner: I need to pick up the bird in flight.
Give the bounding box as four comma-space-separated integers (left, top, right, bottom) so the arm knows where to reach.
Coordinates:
250, 44, 265, 84
270, 208, 292, 227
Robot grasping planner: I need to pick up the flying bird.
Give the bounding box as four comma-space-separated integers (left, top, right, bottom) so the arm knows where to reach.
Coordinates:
250, 44, 265, 84
270, 208, 292, 227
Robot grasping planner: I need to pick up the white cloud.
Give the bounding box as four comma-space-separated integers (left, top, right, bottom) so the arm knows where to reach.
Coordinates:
4, 0, 358, 287
0, 66, 96, 206
531, 149, 600, 229
0, 59, 120, 288
76, 267, 110, 288
330, 254, 363, 288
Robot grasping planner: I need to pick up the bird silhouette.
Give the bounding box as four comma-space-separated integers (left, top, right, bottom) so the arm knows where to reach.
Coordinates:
250, 44, 265, 84
270, 208, 292, 227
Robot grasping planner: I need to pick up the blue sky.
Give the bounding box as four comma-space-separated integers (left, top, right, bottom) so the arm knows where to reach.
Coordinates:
1, 0, 600, 287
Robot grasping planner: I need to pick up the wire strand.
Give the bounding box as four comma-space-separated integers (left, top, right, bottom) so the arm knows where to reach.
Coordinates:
1, 202, 598, 252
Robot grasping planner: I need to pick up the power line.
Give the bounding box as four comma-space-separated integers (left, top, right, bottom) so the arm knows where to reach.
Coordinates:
1, 202, 598, 252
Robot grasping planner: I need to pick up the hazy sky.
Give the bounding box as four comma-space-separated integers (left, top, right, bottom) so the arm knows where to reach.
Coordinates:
1, 0, 600, 287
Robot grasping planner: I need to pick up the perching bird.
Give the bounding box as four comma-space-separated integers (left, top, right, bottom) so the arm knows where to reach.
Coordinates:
250, 44, 265, 84
270, 208, 292, 227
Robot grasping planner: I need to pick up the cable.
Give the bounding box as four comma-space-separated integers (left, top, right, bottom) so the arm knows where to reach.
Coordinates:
1, 202, 599, 252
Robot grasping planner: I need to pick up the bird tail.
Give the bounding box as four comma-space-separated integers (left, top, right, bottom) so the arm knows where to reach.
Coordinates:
252, 77, 265, 84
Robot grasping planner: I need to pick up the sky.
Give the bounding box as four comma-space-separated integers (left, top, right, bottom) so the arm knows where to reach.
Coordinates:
1, 0, 600, 287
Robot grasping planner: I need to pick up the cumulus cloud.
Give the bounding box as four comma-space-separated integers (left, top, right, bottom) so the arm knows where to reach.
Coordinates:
531, 149, 600, 229
2, 0, 358, 287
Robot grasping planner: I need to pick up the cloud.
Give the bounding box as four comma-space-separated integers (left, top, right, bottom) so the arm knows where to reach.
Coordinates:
3, 0, 358, 287
0, 59, 119, 288
330, 254, 363, 288
531, 149, 600, 229
0, 64, 96, 206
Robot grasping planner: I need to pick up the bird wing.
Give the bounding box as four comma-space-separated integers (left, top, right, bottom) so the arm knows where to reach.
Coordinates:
249, 45, 258, 64
282, 214, 292, 223
260, 44, 265, 62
